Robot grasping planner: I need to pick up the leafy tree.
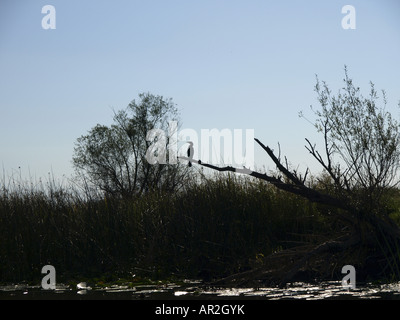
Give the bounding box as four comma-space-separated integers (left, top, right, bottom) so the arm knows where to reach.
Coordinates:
305, 66, 400, 217
73, 93, 189, 198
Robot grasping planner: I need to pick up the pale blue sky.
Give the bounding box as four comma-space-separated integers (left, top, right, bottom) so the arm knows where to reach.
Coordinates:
1, 0, 399, 182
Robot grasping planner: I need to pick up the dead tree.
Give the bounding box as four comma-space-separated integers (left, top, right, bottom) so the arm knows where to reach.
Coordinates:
179, 68, 400, 285
180, 137, 400, 286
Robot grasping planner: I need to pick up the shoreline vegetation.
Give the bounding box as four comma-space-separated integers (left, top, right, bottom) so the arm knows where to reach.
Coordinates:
1, 171, 400, 286
2, 71, 400, 289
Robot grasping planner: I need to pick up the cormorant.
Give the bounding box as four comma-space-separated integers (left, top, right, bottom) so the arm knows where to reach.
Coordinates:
187, 141, 194, 167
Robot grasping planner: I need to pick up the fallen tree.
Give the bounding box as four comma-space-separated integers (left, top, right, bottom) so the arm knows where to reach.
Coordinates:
180, 67, 400, 286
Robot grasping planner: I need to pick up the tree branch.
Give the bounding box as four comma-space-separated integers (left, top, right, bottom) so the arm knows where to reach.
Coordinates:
179, 140, 356, 226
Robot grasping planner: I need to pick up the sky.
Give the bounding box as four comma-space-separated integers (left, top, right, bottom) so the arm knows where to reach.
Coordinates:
0, 0, 399, 183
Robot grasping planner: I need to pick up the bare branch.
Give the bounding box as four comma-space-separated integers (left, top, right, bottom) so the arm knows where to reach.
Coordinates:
180, 145, 356, 225
254, 138, 304, 186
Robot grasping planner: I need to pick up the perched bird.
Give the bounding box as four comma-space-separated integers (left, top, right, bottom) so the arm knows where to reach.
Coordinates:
187, 141, 194, 167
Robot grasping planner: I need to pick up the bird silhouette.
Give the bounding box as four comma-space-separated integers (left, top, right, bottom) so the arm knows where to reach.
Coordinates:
187, 142, 194, 167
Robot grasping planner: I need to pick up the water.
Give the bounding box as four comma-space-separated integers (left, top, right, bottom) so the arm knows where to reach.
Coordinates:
1, 280, 400, 300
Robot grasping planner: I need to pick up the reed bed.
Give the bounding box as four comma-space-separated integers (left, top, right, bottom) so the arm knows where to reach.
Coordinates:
0, 172, 343, 283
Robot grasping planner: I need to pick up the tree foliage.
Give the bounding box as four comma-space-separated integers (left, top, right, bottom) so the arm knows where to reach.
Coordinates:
304, 66, 400, 214
73, 93, 189, 198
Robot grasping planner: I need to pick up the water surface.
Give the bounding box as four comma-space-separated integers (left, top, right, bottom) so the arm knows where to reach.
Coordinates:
1, 280, 400, 300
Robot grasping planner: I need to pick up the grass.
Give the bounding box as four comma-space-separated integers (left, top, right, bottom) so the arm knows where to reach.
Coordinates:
0, 171, 366, 284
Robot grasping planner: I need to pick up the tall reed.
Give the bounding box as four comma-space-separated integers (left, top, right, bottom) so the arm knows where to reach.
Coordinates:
0, 172, 336, 283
